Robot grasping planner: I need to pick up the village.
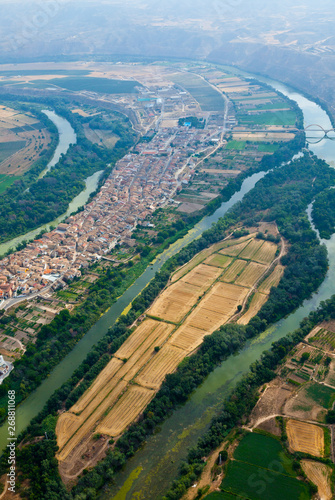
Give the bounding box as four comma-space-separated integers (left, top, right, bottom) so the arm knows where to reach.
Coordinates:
0, 114, 225, 303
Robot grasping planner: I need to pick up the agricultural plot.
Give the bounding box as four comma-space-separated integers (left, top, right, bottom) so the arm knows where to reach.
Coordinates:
308, 327, 335, 352
259, 265, 284, 294
305, 382, 335, 409
168, 324, 206, 353
114, 319, 172, 360
220, 461, 309, 500
204, 254, 232, 269
219, 241, 250, 257
181, 306, 228, 332
0, 141, 26, 162
116, 323, 175, 382
233, 432, 295, 474
56, 379, 128, 460
47, 76, 141, 94
220, 433, 309, 500
181, 263, 222, 289
135, 344, 185, 390
220, 259, 248, 283
301, 460, 333, 500
286, 419, 324, 457
238, 292, 268, 325
252, 240, 277, 264
235, 262, 267, 287
96, 386, 154, 436
71, 357, 124, 415
171, 235, 254, 283
239, 238, 265, 260
169, 72, 226, 111
148, 281, 202, 323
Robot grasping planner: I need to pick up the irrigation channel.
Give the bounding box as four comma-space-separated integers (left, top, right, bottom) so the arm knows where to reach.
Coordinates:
0, 111, 103, 257
0, 69, 334, 496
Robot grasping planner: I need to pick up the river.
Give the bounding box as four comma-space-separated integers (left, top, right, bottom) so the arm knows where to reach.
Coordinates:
0, 111, 103, 257
0, 69, 334, 497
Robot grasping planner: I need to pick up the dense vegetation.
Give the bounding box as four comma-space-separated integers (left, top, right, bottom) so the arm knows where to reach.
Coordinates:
0, 96, 137, 243
4, 152, 335, 499
312, 188, 335, 239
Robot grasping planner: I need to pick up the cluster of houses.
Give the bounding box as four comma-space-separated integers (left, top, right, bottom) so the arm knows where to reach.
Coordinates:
0, 117, 219, 301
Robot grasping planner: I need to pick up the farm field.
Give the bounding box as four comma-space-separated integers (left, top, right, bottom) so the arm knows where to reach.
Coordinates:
238, 292, 268, 325
220, 259, 247, 283
171, 235, 254, 282
308, 327, 335, 352
286, 419, 324, 456
220, 460, 310, 500
56, 234, 281, 470
46, 76, 141, 93
259, 265, 284, 293
238, 238, 264, 260
252, 240, 277, 264
0, 104, 52, 176
235, 262, 267, 287
301, 460, 333, 500
0, 173, 19, 194
96, 386, 154, 436
238, 110, 296, 126
134, 344, 185, 389
169, 72, 226, 111
218, 433, 310, 500
204, 254, 232, 269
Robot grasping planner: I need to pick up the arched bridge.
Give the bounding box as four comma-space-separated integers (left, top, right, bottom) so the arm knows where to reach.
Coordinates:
304, 124, 335, 143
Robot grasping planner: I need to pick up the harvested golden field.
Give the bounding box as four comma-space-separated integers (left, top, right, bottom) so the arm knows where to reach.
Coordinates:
235, 262, 267, 287
135, 345, 186, 390
171, 234, 254, 282
219, 241, 250, 257
259, 265, 284, 294
185, 306, 229, 332
114, 319, 173, 360
301, 460, 333, 500
238, 292, 268, 325
56, 379, 128, 460
116, 323, 175, 382
181, 263, 222, 288
184, 283, 248, 332
252, 240, 277, 264
239, 239, 264, 260
148, 281, 202, 323
96, 386, 155, 437
286, 419, 324, 457
221, 259, 248, 283
204, 254, 232, 269
168, 324, 206, 353
71, 357, 124, 414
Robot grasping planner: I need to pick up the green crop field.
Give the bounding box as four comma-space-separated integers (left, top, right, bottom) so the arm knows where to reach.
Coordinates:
46, 77, 141, 94
0, 174, 20, 194
238, 110, 296, 126
0, 141, 26, 162
170, 73, 226, 111
220, 461, 310, 500
305, 382, 335, 408
257, 143, 279, 153
205, 492, 239, 500
217, 433, 310, 500
233, 433, 295, 475
226, 140, 246, 150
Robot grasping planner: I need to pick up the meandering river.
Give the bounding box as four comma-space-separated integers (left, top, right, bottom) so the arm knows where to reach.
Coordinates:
0, 111, 102, 257
0, 69, 335, 499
